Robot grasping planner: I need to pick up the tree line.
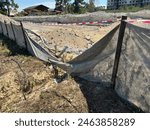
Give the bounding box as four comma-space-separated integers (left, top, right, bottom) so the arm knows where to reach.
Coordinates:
55, 0, 96, 13
0, 0, 98, 15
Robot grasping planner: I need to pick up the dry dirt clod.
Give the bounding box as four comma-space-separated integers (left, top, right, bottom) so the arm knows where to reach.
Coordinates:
85, 35, 91, 40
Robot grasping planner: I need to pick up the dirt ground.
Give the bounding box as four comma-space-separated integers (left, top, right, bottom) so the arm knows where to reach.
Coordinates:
0, 35, 142, 113
23, 22, 119, 53
0, 36, 88, 112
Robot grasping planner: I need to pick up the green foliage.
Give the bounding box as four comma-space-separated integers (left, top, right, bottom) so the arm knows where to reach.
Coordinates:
55, 0, 71, 12
55, 0, 88, 14
66, 4, 74, 13
65, 0, 93, 14
0, 9, 7, 15
55, 0, 63, 11
0, 0, 19, 15
73, 0, 85, 13
86, 0, 95, 12
0, 1, 6, 13
11, 0, 19, 10
95, 6, 106, 11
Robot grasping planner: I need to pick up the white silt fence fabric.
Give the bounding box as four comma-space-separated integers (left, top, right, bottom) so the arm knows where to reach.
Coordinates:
24, 31, 73, 72
68, 25, 119, 75
0, 22, 2, 33
12, 24, 26, 48
6, 23, 15, 40
25, 31, 58, 62
1, 22, 7, 36
115, 23, 150, 112
65, 22, 150, 112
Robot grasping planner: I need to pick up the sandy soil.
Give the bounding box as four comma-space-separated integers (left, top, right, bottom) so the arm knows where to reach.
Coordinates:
23, 22, 119, 53
0, 36, 88, 112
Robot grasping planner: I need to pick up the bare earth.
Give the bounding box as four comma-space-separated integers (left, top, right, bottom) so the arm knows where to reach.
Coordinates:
24, 22, 119, 52
0, 36, 88, 112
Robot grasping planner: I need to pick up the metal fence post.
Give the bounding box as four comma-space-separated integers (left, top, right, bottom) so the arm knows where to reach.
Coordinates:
111, 16, 127, 89
10, 22, 17, 42
20, 21, 28, 50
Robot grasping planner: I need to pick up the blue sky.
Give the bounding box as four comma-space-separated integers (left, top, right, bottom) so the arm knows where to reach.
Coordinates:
14, 0, 107, 11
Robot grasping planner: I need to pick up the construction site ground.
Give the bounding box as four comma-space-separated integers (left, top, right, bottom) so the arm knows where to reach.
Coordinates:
0, 32, 142, 113
23, 22, 119, 53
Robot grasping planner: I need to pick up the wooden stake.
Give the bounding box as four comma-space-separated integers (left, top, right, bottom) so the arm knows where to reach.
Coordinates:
111, 16, 127, 89
20, 21, 28, 50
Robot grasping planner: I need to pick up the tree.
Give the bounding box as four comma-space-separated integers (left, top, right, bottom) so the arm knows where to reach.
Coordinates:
0, 0, 19, 16
0, 1, 5, 10
11, 0, 19, 10
63, 0, 71, 13
55, 0, 63, 11
0, 0, 9, 15
73, 0, 85, 13
6, 0, 10, 16
87, 0, 95, 12
54, 0, 96, 14
55, 0, 71, 12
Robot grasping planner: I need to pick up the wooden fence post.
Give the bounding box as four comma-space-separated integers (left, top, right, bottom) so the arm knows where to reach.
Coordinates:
111, 16, 127, 89
10, 22, 17, 42
20, 21, 28, 50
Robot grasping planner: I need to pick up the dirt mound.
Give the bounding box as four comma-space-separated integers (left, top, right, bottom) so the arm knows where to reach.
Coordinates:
13, 11, 116, 23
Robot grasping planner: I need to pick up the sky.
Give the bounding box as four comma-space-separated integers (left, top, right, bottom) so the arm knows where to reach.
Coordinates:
14, 0, 107, 11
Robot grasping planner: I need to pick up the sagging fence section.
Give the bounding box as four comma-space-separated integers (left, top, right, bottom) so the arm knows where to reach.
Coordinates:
0, 19, 60, 62
0, 16, 150, 112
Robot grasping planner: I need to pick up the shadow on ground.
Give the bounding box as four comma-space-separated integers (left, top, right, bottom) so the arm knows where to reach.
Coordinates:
74, 76, 143, 113
0, 34, 29, 56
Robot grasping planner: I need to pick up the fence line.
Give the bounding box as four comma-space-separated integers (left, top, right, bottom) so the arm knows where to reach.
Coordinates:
20, 21, 28, 50
10, 22, 17, 42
